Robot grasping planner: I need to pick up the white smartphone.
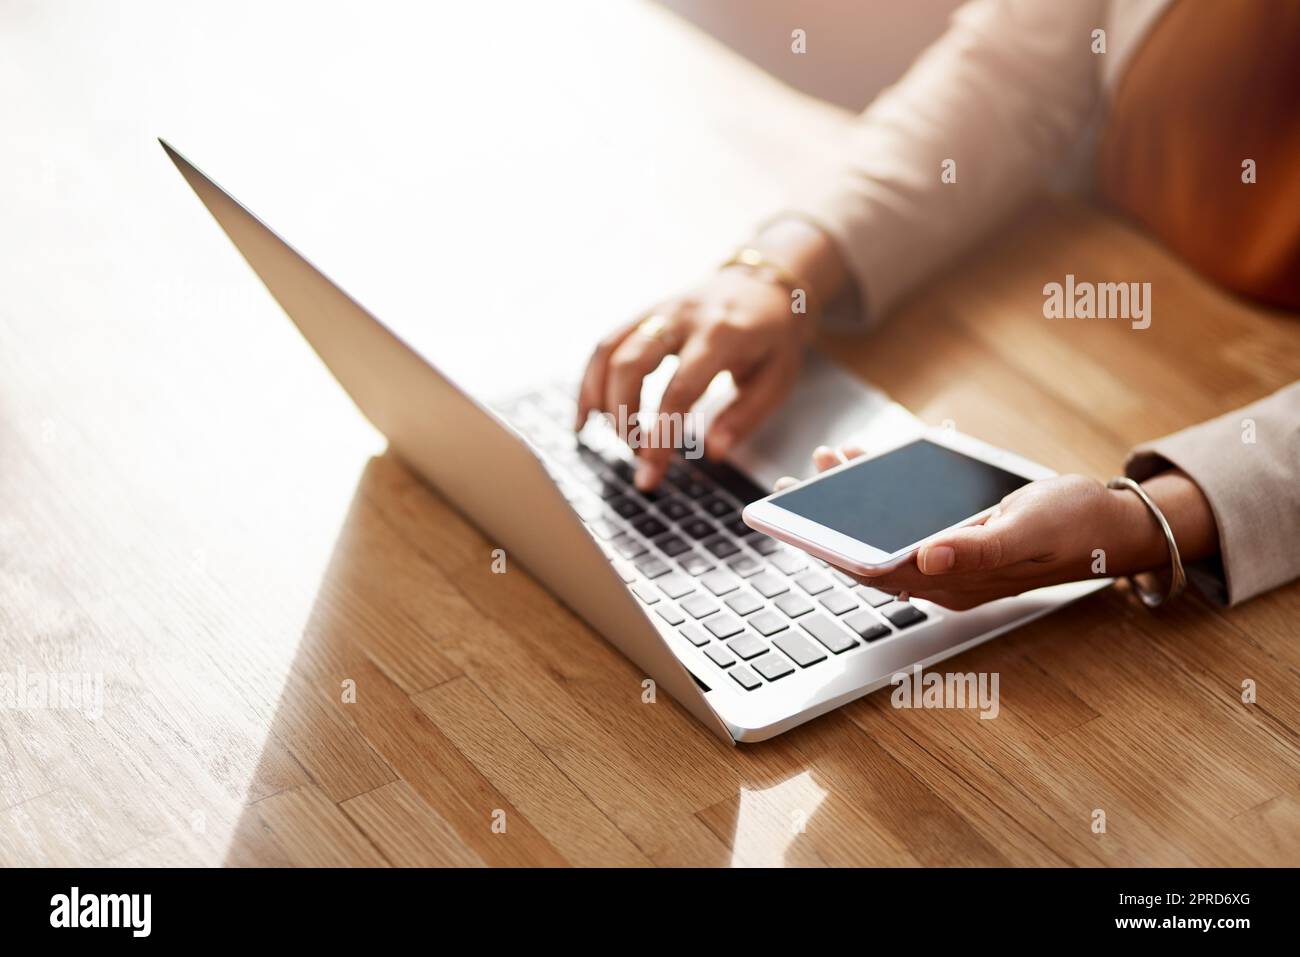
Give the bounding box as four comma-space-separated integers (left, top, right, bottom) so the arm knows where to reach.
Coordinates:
741, 429, 1055, 576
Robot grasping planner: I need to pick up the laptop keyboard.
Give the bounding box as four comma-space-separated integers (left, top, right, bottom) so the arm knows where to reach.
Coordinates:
501, 387, 934, 693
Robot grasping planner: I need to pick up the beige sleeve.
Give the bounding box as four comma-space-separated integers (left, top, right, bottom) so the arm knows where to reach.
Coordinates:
1125, 381, 1300, 606
786, 0, 1105, 325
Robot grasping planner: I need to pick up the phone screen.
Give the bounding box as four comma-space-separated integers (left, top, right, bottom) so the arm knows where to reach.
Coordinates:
769, 439, 1031, 554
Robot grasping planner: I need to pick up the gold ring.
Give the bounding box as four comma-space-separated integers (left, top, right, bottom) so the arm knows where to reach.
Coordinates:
636, 314, 670, 340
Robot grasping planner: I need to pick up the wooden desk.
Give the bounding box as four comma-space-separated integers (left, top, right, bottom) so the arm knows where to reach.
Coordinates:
1, 1, 1297, 867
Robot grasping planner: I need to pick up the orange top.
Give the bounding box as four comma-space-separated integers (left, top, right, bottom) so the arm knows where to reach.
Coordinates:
1097, 0, 1300, 311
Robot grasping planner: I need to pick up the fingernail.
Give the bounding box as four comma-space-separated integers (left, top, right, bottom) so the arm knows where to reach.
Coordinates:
921, 545, 955, 574
634, 460, 656, 491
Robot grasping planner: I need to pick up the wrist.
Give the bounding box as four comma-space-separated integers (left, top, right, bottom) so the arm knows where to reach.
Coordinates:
719, 245, 823, 333
1104, 486, 1171, 577
749, 218, 849, 310
1102, 469, 1218, 578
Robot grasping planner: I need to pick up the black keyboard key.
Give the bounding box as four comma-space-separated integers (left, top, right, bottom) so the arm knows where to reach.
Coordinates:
656, 604, 686, 626
726, 632, 768, 660
678, 553, 715, 576
773, 633, 827, 668
703, 536, 740, 559
819, 589, 859, 616
659, 498, 693, 521
843, 610, 890, 641
657, 573, 696, 600
725, 517, 757, 538
883, 603, 928, 629
751, 535, 782, 555
705, 614, 745, 640
610, 534, 647, 559
597, 480, 624, 500
704, 645, 736, 668
681, 517, 716, 540
679, 479, 712, 500
725, 590, 764, 616
799, 614, 860, 654
750, 571, 789, 599
748, 609, 789, 637
608, 496, 644, 519
774, 593, 815, 618
729, 665, 762, 691
680, 594, 720, 619
632, 515, 668, 538
678, 624, 710, 647
728, 553, 763, 577
654, 533, 692, 557
639, 483, 672, 502
609, 459, 636, 483
575, 443, 606, 468
634, 554, 672, 579
701, 569, 741, 596
752, 653, 795, 681
666, 462, 692, 485
699, 495, 733, 519
692, 456, 768, 504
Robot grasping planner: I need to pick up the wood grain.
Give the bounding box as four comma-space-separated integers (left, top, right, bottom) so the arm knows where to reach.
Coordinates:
0, 0, 1296, 867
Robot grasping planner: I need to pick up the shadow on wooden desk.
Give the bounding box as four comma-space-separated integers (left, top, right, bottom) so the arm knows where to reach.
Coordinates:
224, 434, 1300, 866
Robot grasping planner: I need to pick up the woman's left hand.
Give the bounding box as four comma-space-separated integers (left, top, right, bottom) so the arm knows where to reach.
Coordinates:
776, 444, 1163, 611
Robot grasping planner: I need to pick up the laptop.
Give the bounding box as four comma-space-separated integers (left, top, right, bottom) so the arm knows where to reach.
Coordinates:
161, 139, 1109, 743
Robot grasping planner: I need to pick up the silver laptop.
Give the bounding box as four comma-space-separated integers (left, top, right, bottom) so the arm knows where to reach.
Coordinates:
161, 139, 1109, 743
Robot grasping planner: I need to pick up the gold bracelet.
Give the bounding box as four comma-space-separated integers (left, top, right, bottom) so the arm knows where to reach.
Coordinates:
721, 247, 820, 319
1106, 476, 1187, 608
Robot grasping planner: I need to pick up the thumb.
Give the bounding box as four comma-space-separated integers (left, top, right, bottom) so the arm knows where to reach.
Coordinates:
917, 513, 1030, 575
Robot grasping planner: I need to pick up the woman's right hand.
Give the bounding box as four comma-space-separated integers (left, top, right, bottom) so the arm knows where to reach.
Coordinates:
575, 219, 852, 490
575, 265, 810, 490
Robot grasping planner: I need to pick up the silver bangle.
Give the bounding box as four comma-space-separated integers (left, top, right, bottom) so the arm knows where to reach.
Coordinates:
1106, 476, 1187, 608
